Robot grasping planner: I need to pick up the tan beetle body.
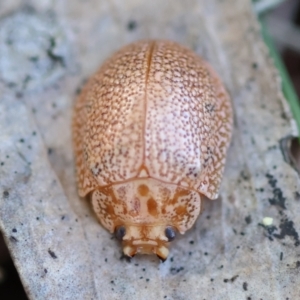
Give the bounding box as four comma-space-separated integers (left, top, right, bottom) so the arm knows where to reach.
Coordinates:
72, 40, 233, 260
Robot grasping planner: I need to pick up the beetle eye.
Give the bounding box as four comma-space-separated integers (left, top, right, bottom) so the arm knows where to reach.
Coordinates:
165, 226, 176, 241
114, 226, 126, 241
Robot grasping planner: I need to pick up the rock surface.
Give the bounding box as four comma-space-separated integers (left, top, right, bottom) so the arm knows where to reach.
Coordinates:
0, 1, 299, 299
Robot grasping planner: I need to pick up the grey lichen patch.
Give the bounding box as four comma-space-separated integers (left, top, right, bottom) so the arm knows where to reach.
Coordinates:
259, 218, 300, 246
266, 173, 287, 209
0, 7, 71, 92
274, 219, 300, 246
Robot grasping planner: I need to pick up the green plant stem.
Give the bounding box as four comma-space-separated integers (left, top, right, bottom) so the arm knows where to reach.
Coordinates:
260, 16, 300, 142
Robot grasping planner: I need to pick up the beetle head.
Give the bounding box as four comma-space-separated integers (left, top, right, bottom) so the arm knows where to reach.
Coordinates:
114, 224, 177, 261
91, 178, 201, 261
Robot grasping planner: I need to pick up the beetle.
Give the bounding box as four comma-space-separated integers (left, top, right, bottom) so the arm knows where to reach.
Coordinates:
72, 40, 233, 261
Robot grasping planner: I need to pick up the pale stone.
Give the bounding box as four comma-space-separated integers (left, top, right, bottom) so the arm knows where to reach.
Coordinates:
0, 1, 299, 299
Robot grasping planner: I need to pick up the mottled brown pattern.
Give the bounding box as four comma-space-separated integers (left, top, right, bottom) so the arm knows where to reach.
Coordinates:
73, 40, 233, 257
145, 42, 232, 199
73, 41, 150, 196
91, 179, 201, 234
138, 184, 149, 196
73, 40, 232, 200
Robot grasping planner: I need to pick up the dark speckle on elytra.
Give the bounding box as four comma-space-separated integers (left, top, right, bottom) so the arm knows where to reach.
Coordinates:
12, 228, 17, 233
3, 191, 9, 198
243, 282, 248, 291
48, 248, 57, 259
266, 173, 286, 209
